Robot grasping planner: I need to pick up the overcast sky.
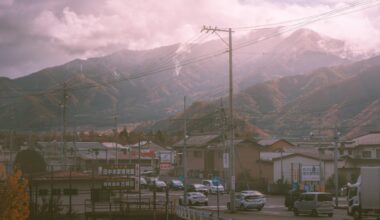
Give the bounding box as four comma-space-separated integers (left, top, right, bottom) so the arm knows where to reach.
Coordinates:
0, 0, 379, 78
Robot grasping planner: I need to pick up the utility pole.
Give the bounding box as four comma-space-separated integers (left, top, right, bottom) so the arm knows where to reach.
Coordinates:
183, 96, 188, 206
334, 128, 340, 207
61, 82, 68, 169
201, 25, 235, 212
220, 99, 228, 191
9, 105, 15, 167
114, 114, 118, 166
138, 135, 141, 209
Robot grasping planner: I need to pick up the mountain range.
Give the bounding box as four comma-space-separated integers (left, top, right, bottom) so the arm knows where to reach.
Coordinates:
0, 28, 372, 137
152, 55, 380, 138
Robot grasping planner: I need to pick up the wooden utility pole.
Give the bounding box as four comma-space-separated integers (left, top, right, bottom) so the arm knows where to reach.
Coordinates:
183, 96, 188, 206
201, 25, 235, 212
61, 82, 68, 168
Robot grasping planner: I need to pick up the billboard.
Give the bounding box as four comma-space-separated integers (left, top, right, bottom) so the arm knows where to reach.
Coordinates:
301, 165, 320, 181
159, 151, 173, 163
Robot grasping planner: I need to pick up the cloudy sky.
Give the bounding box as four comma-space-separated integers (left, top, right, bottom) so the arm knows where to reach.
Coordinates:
0, 0, 379, 78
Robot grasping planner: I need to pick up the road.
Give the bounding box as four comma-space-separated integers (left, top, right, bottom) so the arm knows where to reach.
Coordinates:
126, 190, 351, 220
202, 194, 350, 220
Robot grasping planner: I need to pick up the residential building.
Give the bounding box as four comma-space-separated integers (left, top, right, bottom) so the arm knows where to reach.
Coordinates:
339, 132, 380, 182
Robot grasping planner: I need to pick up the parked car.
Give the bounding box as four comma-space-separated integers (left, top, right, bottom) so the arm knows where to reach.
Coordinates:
149, 180, 167, 191
139, 177, 148, 189
202, 180, 225, 194
285, 189, 303, 211
293, 192, 334, 217
168, 179, 184, 190
240, 190, 264, 196
188, 184, 208, 195
227, 192, 266, 210
179, 192, 208, 206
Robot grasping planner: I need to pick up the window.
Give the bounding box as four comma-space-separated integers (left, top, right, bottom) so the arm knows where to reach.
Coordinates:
51, 189, 61, 195
348, 149, 352, 155
318, 194, 332, 201
193, 151, 202, 158
304, 194, 315, 201
38, 189, 48, 196
63, 189, 78, 195
376, 149, 380, 159
362, 151, 372, 158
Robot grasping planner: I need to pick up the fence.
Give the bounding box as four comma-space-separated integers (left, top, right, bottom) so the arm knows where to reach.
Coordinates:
176, 205, 232, 220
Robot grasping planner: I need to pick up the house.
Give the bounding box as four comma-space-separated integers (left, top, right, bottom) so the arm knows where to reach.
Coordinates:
172, 134, 220, 178
339, 132, 380, 182
173, 134, 269, 190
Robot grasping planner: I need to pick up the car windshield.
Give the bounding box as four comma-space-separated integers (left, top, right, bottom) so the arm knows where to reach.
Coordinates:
242, 190, 263, 196
318, 194, 332, 201
194, 184, 205, 188
172, 180, 182, 184
189, 192, 204, 197
244, 195, 261, 200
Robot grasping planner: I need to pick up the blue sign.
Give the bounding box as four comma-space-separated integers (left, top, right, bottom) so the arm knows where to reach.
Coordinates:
292, 182, 299, 190
212, 176, 220, 186
178, 175, 184, 182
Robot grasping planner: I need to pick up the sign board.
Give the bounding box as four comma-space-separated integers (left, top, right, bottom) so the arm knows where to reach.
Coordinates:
301, 165, 320, 181
159, 163, 172, 170
212, 176, 220, 186
102, 178, 135, 190
99, 165, 135, 176
223, 153, 229, 168
159, 151, 172, 163
178, 175, 184, 182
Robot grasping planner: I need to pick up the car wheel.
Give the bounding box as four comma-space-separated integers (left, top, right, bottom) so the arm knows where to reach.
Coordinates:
240, 204, 245, 210
328, 213, 333, 217
257, 205, 264, 211
293, 208, 299, 216
287, 206, 293, 211
353, 210, 361, 220
205, 202, 208, 206
311, 209, 318, 217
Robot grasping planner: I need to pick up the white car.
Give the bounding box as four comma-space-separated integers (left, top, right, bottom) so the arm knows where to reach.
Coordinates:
228, 191, 266, 210
202, 180, 225, 194
179, 192, 208, 206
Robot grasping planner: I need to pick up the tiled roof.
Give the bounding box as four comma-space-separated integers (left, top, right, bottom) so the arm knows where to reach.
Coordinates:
257, 139, 294, 147
348, 132, 380, 147
172, 134, 219, 148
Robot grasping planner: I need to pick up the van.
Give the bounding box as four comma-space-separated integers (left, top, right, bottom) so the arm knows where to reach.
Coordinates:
293, 192, 334, 217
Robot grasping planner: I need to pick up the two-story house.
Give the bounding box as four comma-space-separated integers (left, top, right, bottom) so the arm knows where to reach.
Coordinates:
340, 132, 380, 182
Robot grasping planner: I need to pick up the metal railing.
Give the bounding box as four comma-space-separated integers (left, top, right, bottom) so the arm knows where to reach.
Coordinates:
176, 205, 232, 220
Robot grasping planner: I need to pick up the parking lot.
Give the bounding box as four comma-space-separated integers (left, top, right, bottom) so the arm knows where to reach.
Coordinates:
129, 190, 350, 220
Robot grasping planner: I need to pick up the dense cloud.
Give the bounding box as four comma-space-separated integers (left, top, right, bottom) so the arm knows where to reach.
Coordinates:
0, 0, 379, 78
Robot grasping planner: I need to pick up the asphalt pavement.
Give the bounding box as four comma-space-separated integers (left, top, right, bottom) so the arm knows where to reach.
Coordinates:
125, 190, 351, 220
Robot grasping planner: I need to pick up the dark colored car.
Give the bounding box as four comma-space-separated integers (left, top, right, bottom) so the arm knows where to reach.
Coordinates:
168, 180, 184, 190
285, 189, 303, 211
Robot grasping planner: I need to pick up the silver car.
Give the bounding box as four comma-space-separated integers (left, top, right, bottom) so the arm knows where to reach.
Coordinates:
179, 192, 208, 206
293, 192, 334, 217
227, 192, 266, 210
